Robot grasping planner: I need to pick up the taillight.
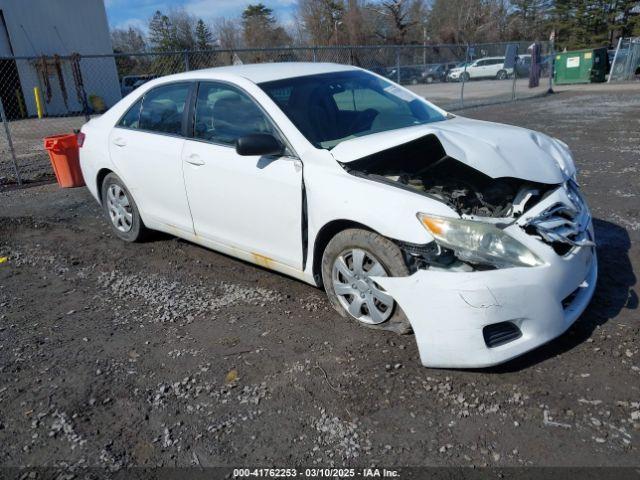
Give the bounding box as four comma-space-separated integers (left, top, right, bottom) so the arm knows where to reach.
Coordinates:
77, 132, 86, 147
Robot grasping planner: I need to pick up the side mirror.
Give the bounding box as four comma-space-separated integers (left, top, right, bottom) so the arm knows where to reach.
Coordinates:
235, 134, 284, 157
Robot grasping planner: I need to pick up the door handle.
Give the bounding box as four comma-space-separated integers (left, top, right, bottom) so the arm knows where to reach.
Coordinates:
112, 137, 127, 147
185, 154, 205, 166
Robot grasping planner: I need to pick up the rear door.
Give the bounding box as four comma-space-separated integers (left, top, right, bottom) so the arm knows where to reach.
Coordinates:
470, 60, 486, 78
108, 82, 194, 234
484, 58, 504, 77
494, 58, 507, 76
181, 81, 304, 270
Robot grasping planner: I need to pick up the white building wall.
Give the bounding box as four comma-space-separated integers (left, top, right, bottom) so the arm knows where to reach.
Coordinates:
0, 0, 121, 116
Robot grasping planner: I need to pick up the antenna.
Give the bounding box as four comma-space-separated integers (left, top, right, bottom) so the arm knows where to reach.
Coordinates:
20, 24, 38, 56
53, 25, 69, 54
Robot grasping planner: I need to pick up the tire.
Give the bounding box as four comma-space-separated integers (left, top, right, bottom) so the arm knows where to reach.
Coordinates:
461, 72, 470, 82
496, 69, 507, 80
426, 75, 434, 84
100, 172, 147, 242
321, 228, 412, 335
410, 78, 418, 85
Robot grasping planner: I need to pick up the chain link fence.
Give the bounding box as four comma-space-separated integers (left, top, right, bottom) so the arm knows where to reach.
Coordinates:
0, 42, 552, 187
609, 37, 640, 82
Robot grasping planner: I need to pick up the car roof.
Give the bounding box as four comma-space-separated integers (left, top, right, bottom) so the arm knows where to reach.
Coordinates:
156, 62, 361, 85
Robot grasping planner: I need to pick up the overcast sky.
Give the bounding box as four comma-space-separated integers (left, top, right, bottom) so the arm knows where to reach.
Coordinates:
104, 0, 297, 31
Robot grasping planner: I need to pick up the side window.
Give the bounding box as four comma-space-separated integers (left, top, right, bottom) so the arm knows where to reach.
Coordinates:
475, 60, 486, 67
194, 82, 275, 145
118, 98, 142, 128
139, 83, 190, 135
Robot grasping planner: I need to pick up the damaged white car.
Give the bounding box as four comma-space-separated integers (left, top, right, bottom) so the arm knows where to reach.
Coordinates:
79, 63, 597, 368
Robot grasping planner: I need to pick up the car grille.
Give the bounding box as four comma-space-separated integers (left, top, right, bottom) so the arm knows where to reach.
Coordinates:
483, 322, 522, 348
524, 181, 594, 255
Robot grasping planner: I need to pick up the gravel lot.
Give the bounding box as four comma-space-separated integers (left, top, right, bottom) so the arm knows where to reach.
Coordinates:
0, 89, 638, 470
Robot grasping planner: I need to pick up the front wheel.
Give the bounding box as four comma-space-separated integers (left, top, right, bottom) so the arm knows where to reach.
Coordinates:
461, 72, 470, 82
101, 172, 147, 242
321, 229, 412, 334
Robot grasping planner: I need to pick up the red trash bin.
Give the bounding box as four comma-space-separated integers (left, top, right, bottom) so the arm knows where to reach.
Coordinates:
43, 133, 85, 188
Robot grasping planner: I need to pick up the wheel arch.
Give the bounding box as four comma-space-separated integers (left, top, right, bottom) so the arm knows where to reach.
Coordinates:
312, 219, 375, 288
96, 167, 113, 205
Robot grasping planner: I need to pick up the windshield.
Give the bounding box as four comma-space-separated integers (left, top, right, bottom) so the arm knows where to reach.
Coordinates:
258, 70, 447, 149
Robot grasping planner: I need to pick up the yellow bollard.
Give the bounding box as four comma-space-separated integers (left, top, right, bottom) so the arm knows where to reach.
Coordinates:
33, 86, 44, 118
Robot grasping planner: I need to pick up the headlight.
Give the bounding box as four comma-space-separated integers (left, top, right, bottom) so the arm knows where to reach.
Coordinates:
417, 214, 544, 268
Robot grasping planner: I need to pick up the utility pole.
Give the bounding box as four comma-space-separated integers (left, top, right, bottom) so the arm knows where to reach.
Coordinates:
548, 30, 555, 93
423, 26, 427, 69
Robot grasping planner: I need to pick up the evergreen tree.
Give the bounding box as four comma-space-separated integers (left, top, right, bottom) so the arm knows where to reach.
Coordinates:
148, 10, 175, 51
196, 19, 213, 50
241, 3, 291, 48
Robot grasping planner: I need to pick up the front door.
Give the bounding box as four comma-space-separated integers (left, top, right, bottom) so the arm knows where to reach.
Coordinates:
182, 81, 304, 270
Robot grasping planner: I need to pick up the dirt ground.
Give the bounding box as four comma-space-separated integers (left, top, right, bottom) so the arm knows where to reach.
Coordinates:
0, 89, 639, 471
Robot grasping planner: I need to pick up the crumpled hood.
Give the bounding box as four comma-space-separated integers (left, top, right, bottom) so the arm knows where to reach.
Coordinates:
330, 116, 575, 184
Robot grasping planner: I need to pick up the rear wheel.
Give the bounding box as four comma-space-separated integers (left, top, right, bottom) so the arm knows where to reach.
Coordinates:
496, 69, 507, 80
101, 173, 147, 242
321, 229, 412, 334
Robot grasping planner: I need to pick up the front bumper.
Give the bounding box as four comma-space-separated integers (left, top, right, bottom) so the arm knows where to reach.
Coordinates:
374, 222, 597, 369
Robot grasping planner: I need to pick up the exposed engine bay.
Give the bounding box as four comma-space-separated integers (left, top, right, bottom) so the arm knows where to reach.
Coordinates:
342, 134, 557, 219
341, 133, 569, 272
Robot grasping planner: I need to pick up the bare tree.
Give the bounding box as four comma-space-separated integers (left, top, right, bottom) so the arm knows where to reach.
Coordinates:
110, 26, 147, 53
369, 0, 426, 44
426, 0, 510, 44
110, 26, 149, 76
213, 18, 242, 50
343, 0, 378, 45
297, 0, 345, 45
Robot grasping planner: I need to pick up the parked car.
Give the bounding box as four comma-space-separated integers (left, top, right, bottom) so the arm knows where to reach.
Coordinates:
385, 66, 424, 85
447, 56, 513, 81
422, 62, 459, 83
515, 54, 532, 77
120, 75, 157, 96
80, 63, 596, 368
514, 54, 552, 78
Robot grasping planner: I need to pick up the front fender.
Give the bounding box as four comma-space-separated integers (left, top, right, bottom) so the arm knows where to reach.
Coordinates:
304, 159, 457, 279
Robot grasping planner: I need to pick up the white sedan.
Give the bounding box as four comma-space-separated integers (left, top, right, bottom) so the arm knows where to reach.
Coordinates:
79, 63, 597, 368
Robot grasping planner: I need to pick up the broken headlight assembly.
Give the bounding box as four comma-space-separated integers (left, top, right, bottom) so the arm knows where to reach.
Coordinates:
417, 213, 545, 268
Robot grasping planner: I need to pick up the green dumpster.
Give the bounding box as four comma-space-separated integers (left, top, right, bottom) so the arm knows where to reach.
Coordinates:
554, 47, 607, 84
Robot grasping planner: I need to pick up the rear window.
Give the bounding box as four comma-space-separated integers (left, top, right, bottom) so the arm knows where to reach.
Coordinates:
118, 98, 142, 128
138, 83, 190, 135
